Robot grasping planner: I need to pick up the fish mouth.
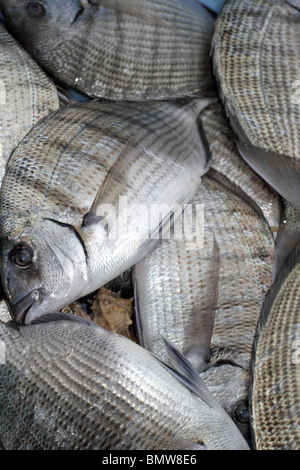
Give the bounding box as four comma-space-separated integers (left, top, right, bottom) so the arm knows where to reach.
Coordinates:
10, 290, 39, 324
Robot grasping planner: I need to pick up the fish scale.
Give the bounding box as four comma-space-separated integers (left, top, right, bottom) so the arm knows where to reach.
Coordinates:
0, 22, 59, 182
133, 176, 275, 436
251, 244, 300, 449
0, 315, 249, 449
213, 0, 300, 155
0, 104, 133, 230
212, 0, 300, 212
0, 0, 215, 100
0, 98, 212, 323
272, 200, 300, 281
200, 100, 281, 235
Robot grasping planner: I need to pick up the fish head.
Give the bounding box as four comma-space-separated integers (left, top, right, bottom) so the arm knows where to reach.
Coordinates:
0, 0, 86, 52
0, 219, 88, 324
201, 363, 251, 439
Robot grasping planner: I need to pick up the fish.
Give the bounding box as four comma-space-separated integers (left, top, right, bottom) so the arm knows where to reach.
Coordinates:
212, 0, 300, 212
0, 0, 215, 101
133, 176, 275, 438
0, 21, 59, 181
0, 299, 10, 323
200, 99, 281, 236
0, 97, 212, 324
272, 199, 300, 281
0, 313, 249, 450
250, 242, 300, 450
195, 0, 226, 14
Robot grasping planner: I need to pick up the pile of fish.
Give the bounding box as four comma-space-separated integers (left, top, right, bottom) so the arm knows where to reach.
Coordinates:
0, 0, 299, 450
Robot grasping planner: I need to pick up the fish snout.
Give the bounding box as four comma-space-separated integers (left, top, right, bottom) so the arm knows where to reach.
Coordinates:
10, 289, 39, 324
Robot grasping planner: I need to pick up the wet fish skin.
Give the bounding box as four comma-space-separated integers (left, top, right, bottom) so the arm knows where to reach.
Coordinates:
212, 0, 300, 212
133, 176, 275, 437
0, 314, 249, 450
272, 199, 300, 281
250, 243, 300, 449
0, 300, 10, 324
201, 100, 281, 236
0, 0, 215, 101
0, 98, 211, 324
0, 21, 59, 181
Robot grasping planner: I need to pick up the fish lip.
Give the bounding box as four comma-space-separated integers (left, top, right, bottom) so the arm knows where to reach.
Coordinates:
10, 290, 39, 324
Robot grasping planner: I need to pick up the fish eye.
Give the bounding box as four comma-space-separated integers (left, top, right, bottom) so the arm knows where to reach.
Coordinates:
26, 2, 46, 17
10, 244, 34, 269
232, 401, 249, 425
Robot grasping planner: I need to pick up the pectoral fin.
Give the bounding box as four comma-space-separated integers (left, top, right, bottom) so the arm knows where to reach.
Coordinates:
236, 142, 300, 214
82, 131, 139, 228
156, 335, 214, 408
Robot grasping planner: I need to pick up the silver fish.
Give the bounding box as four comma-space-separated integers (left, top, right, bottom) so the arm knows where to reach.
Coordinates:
212, 0, 300, 212
0, 313, 249, 450
0, 21, 59, 181
0, 98, 212, 324
201, 99, 281, 236
0, 299, 10, 323
273, 199, 300, 281
133, 176, 275, 438
250, 242, 300, 449
0, 0, 215, 100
